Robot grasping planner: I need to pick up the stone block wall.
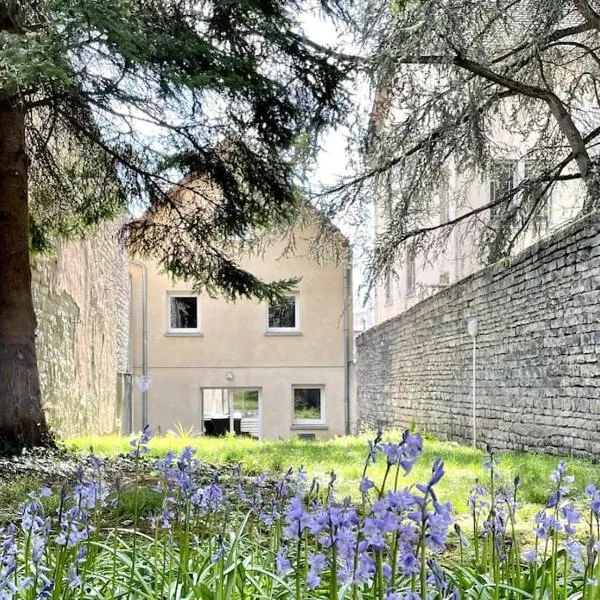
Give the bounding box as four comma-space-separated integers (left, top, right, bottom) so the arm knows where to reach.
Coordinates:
31, 223, 129, 438
357, 213, 600, 457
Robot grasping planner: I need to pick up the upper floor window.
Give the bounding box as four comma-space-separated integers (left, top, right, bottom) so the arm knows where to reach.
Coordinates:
384, 268, 393, 304
524, 161, 552, 234
167, 293, 200, 333
267, 295, 299, 332
489, 161, 517, 220
406, 251, 416, 296
439, 195, 449, 224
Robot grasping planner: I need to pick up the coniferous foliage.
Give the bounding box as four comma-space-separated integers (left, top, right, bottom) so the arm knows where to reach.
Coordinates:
340, 0, 600, 285
0, 0, 352, 448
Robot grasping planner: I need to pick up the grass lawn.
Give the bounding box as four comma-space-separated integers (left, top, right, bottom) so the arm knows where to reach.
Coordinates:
1, 431, 599, 598
65, 431, 600, 517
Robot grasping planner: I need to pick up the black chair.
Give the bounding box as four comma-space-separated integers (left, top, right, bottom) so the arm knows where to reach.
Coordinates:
204, 417, 242, 436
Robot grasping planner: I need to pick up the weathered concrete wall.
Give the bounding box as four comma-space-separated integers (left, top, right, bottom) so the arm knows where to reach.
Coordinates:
31, 224, 129, 438
357, 212, 600, 457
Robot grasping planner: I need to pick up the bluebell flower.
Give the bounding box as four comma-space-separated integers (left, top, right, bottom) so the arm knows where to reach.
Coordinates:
427, 558, 448, 590
400, 431, 423, 474
562, 503, 581, 536
427, 501, 453, 551
429, 459, 445, 487
468, 480, 488, 515
307, 552, 326, 589
546, 490, 561, 509
255, 472, 268, 487
39, 487, 52, 498
387, 489, 417, 512
67, 566, 82, 589
360, 477, 374, 494
32, 536, 45, 564
276, 549, 292, 575
354, 550, 376, 584
211, 534, 225, 563
283, 497, 310, 540
522, 548, 537, 563
366, 431, 383, 466
586, 484, 600, 517
550, 460, 568, 483
535, 512, 562, 539
381, 442, 403, 466
130, 425, 152, 457
37, 579, 54, 599
566, 539, 585, 572
398, 546, 420, 575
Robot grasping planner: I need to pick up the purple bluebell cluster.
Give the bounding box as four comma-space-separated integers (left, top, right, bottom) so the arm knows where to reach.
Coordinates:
0, 428, 599, 599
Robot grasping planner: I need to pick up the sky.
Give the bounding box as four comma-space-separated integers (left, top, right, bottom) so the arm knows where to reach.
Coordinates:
300, 9, 375, 313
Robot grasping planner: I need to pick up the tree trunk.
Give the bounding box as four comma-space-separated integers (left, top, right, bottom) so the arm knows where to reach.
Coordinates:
0, 96, 51, 452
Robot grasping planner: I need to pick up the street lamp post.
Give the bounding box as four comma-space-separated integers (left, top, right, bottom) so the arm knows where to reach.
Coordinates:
467, 318, 479, 448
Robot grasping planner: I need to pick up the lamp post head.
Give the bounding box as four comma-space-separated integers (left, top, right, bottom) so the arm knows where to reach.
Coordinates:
467, 318, 479, 338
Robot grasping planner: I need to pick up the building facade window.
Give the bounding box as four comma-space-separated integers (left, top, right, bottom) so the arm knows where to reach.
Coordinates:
406, 251, 416, 296
167, 293, 200, 333
439, 195, 449, 224
438, 271, 450, 286
267, 295, 299, 332
292, 386, 324, 424
524, 161, 552, 234
489, 161, 517, 220
384, 268, 393, 304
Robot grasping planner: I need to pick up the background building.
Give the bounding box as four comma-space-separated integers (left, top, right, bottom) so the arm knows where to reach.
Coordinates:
372, 157, 584, 325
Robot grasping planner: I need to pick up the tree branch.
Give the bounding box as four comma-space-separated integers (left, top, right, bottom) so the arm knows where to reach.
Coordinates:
572, 0, 600, 30
322, 89, 515, 197
451, 53, 594, 187
377, 122, 600, 252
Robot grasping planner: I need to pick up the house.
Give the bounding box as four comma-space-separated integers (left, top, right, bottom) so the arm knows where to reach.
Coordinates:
128, 206, 354, 440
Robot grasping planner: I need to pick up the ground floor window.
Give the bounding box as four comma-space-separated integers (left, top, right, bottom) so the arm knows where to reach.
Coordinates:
292, 386, 324, 424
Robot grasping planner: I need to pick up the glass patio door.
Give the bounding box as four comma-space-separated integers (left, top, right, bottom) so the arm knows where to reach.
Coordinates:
231, 389, 260, 438
200, 388, 260, 438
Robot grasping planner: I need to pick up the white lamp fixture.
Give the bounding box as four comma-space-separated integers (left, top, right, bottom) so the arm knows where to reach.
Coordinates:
225, 371, 235, 381
467, 319, 478, 448
467, 318, 479, 338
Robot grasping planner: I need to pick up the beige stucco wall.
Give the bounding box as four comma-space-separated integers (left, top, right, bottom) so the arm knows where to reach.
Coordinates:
129, 223, 353, 439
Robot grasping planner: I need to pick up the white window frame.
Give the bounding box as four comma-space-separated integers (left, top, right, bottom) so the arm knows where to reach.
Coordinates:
292, 385, 325, 425
266, 294, 300, 333
166, 292, 201, 334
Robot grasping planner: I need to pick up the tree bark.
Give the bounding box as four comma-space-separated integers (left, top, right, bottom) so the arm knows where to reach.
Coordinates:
0, 96, 51, 452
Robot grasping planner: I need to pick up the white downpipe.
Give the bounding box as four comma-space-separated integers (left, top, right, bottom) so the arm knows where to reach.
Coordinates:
343, 258, 352, 435
467, 319, 479, 448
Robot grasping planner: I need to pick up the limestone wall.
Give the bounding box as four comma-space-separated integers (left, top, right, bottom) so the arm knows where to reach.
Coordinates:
31, 224, 129, 438
357, 212, 600, 456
